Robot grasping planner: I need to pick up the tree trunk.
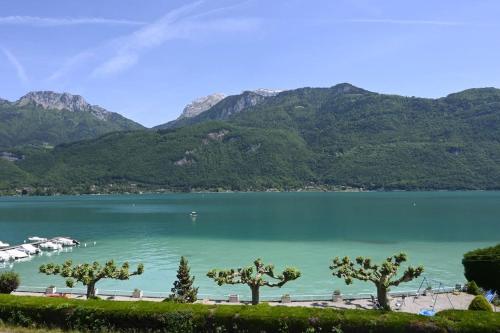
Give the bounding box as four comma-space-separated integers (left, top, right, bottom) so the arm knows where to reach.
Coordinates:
250, 285, 260, 305
376, 284, 390, 310
86, 282, 96, 299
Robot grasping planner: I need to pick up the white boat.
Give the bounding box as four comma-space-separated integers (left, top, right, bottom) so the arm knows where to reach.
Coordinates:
54, 237, 76, 247
28, 236, 47, 242
5, 249, 29, 259
0, 251, 11, 262
39, 242, 62, 250
0, 241, 9, 248
19, 244, 40, 255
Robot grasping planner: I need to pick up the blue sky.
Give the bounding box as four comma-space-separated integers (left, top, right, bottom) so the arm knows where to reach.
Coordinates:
1, 0, 499, 127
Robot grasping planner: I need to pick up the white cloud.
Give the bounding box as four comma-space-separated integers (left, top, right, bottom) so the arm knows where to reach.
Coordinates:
1, 48, 28, 83
47, 51, 95, 82
0, 16, 145, 26
91, 1, 260, 77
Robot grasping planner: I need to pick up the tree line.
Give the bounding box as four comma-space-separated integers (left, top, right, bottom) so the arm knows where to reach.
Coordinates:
36, 252, 424, 310
0, 244, 498, 311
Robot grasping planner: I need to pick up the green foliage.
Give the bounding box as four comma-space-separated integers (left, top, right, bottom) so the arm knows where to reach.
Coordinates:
0, 103, 143, 150
0, 159, 33, 191
207, 258, 301, 305
169, 256, 198, 303
39, 260, 144, 298
330, 253, 424, 310
468, 295, 493, 311
5, 84, 500, 193
466, 281, 482, 296
11, 122, 313, 194
0, 272, 20, 294
462, 244, 500, 292
0, 294, 498, 332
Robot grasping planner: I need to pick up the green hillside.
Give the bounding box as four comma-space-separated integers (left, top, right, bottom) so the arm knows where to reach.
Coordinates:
2, 84, 500, 194
229, 85, 500, 189
0, 159, 33, 191
16, 122, 314, 193
0, 103, 144, 150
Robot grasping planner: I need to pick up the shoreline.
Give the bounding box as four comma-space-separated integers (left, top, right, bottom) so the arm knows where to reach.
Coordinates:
0, 188, 495, 198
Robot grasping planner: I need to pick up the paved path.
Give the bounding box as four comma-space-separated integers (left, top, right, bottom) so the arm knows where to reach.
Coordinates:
13, 291, 498, 313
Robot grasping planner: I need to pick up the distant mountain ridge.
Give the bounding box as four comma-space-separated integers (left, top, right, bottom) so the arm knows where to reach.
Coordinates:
15, 91, 113, 120
4, 83, 500, 194
0, 91, 144, 150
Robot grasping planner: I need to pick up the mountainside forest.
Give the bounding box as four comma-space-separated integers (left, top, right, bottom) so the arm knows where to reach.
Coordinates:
2, 84, 500, 194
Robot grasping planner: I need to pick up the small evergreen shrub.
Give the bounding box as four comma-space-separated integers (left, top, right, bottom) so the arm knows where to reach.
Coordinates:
0, 272, 20, 294
466, 280, 481, 295
468, 295, 493, 311
169, 256, 198, 303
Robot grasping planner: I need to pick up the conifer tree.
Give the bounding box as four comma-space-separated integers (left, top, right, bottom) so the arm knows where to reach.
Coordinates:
169, 256, 198, 303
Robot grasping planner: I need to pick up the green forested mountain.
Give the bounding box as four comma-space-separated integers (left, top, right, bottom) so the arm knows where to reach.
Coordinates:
2, 84, 500, 194
0, 91, 144, 150
17, 122, 314, 193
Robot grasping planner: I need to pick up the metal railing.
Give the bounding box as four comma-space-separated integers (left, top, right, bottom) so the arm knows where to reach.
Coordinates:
15, 285, 458, 302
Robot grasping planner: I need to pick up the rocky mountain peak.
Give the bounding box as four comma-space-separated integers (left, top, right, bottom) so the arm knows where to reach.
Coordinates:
16, 91, 111, 120
179, 93, 226, 119
251, 88, 284, 97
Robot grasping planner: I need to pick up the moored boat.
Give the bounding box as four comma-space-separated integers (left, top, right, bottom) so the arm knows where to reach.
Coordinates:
39, 241, 63, 250
19, 244, 41, 255
5, 249, 29, 259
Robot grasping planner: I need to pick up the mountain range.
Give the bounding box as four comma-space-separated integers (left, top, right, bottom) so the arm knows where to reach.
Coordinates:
1, 84, 500, 194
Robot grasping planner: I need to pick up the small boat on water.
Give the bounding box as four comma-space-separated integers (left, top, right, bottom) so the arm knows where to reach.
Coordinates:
190, 211, 198, 216
39, 241, 63, 250
28, 236, 47, 242
54, 237, 79, 246
0, 251, 11, 262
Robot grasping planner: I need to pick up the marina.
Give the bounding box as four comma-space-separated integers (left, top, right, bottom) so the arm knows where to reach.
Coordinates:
0, 236, 79, 262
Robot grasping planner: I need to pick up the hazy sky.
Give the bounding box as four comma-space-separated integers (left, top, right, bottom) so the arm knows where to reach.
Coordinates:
1, 0, 499, 127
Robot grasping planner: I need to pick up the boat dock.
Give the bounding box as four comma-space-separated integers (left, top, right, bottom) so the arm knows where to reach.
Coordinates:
0, 237, 79, 251
0, 236, 80, 262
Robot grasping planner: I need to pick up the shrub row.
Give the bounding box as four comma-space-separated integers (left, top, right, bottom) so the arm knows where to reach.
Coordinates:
0, 295, 499, 333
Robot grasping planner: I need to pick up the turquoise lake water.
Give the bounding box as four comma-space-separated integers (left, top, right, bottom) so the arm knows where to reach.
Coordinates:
0, 192, 498, 300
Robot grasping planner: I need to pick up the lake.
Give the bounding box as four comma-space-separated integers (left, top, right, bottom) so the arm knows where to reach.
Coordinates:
0, 192, 498, 300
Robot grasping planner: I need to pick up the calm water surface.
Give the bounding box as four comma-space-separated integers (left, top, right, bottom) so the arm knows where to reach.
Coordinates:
0, 192, 498, 299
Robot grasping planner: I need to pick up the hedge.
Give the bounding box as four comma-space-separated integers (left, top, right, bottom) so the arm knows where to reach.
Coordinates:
462, 244, 500, 292
0, 295, 499, 333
